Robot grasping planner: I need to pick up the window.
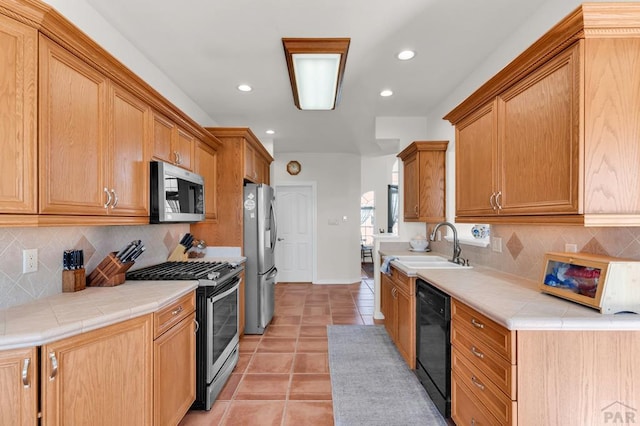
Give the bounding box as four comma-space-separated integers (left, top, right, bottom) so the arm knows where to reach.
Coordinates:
360, 191, 375, 246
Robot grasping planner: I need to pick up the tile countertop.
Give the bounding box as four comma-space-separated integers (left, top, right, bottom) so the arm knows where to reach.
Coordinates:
379, 250, 640, 331
0, 280, 198, 351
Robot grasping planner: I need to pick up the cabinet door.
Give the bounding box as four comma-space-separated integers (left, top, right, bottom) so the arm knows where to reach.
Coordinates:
152, 112, 175, 164
497, 44, 579, 215
195, 141, 218, 221
456, 101, 497, 217
41, 315, 153, 426
175, 127, 194, 171
0, 347, 38, 426
109, 85, 149, 216
154, 312, 196, 426
395, 287, 415, 368
244, 142, 257, 182
380, 274, 396, 340
0, 16, 37, 214
402, 154, 419, 220
418, 150, 446, 223
39, 36, 109, 215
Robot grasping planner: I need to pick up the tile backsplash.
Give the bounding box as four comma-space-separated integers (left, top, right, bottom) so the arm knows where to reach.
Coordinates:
0, 223, 190, 309
428, 224, 640, 281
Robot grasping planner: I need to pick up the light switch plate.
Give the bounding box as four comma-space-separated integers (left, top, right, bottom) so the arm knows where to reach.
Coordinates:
491, 237, 502, 253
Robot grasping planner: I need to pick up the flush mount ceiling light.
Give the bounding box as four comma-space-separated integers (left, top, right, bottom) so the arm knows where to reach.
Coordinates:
380, 89, 393, 97
282, 38, 350, 110
237, 84, 252, 92
397, 50, 416, 60
266, 129, 275, 135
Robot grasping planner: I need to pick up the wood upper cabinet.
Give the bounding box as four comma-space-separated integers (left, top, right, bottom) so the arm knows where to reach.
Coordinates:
447, 4, 640, 226
496, 44, 579, 216
39, 36, 149, 220
109, 84, 150, 216
151, 112, 194, 171
41, 314, 153, 426
39, 35, 109, 216
0, 347, 38, 426
0, 15, 37, 215
455, 101, 496, 217
194, 141, 218, 221
456, 45, 579, 218
397, 141, 448, 223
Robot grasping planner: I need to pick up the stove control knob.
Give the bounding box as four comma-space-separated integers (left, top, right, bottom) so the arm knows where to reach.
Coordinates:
207, 271, 221, 280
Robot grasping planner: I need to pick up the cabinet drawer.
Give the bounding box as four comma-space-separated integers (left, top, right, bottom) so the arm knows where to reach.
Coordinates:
154, 292, 195, 338
452, 372, 508, 426
451, 318, 516, 398
389, 266, 413, 295
452, 299, 515, 362
452, 350, 517, 425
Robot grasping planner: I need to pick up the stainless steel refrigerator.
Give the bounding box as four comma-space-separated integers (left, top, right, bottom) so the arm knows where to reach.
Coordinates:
243, 183, 278, 334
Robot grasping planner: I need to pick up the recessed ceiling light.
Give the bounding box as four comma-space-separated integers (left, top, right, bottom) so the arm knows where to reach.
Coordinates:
397, 50, 416, 60
237, 84, 252, 92
266, 129, 275, 135
380, 89, 393, 97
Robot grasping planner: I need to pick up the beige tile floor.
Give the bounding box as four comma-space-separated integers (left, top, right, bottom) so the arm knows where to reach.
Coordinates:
179, 269, 376, 426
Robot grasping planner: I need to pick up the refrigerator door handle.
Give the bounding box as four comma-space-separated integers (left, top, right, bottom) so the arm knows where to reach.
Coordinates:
270, 199, 277, 249
266, 267, 278, 280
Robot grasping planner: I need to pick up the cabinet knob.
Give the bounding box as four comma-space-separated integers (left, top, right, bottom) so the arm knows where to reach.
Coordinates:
110, 189, 118, 208
103, 187, 112, 208
22, 358, 30, 388
48, 352, 58, 381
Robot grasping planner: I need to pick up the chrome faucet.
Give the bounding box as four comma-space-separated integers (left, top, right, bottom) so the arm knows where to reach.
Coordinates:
429, 221, 467, 266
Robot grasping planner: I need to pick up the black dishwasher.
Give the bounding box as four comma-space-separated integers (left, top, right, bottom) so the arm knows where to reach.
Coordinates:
415, 278, 451, 419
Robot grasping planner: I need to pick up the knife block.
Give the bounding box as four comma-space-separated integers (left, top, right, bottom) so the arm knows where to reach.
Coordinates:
167, 245, 188, 262
62, 268, 86, 292
86, 252, 135, 287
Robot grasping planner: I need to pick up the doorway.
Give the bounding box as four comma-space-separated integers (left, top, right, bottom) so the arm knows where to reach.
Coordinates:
274, 183, 316, 282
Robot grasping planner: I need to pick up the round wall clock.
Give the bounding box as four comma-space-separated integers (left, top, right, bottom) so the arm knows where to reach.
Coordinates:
286, 160, 301, 175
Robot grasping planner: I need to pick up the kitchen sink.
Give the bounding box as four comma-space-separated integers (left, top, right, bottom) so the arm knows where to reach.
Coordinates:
391, 255, 472, 270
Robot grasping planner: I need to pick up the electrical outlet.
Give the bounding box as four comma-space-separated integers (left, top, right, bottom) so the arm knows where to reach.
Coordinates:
492, 237, 502, 253
565, 243, 578, 253
23, 249, 38, 273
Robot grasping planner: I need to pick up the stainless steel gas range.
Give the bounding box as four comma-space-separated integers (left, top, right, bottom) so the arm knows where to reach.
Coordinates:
126, 260, 244, 410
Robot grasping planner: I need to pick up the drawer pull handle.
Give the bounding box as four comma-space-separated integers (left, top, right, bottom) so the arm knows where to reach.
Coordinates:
471, 418, 477, 426
471, 375, 485, 391
171, 306, 183, 316
22, 358, 30, 388
49, 352, 58, 381
470, 346, 484, 359
471, 318, 485, 329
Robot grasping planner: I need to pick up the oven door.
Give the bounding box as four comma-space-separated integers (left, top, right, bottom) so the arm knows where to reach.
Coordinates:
206, 277, 240, 383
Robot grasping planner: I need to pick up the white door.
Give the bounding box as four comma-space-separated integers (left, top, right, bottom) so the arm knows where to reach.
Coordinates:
275, 185, 314, 282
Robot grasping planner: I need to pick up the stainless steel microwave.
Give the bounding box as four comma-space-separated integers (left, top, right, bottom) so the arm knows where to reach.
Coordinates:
150, 161, 205, 223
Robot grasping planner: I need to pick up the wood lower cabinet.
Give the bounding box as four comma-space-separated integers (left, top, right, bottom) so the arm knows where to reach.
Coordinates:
153, 293, 196, 426
41, 314, 153, 426
0, 347, 38, 426
447, 5, 640, 226
0, 14, 37, 217
380, 265, 415, 368
39, 36, 149, 222
397, 141, 448, 223
451, 299, 516, 426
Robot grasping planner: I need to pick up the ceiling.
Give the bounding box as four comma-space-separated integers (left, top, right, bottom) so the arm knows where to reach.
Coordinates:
85, 0, 551, 156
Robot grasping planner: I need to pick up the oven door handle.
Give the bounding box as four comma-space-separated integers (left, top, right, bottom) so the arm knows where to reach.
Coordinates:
209, 278, 241, 304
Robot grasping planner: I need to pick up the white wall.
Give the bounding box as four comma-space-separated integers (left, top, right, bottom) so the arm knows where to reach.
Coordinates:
43, 0, 217, 126
272, 154, 362, 284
